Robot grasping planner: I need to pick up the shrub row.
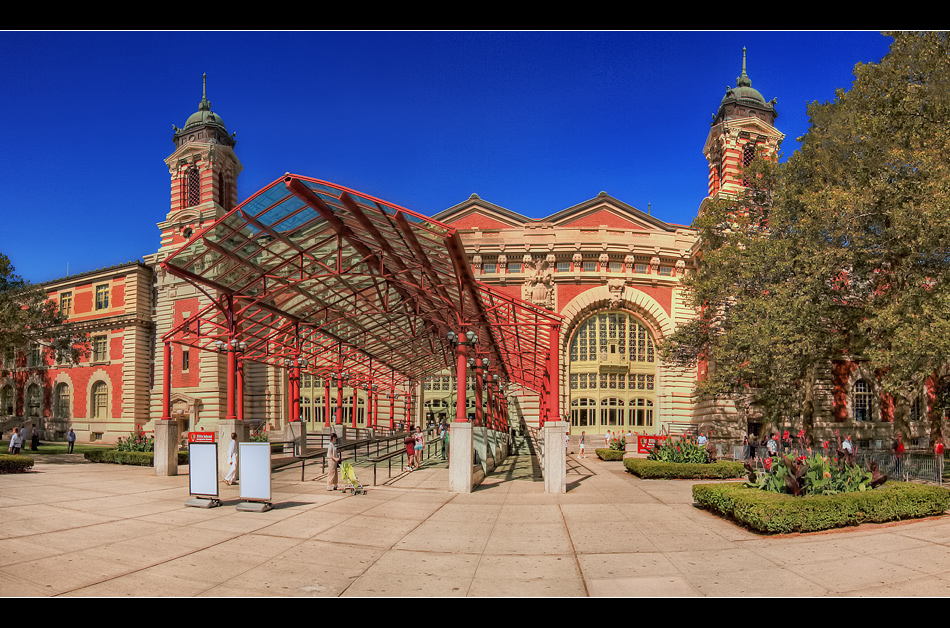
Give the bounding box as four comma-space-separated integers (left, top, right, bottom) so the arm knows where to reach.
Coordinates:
84, 450, 189, 466
595, 448, 625, 461
692, 481, 950, 534
624, 457, 745, 479
0, 454, 35, 473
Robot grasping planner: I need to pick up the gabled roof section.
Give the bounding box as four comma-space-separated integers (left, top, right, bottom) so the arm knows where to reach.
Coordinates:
433, 194, 533, 229
548, 192, 680, 232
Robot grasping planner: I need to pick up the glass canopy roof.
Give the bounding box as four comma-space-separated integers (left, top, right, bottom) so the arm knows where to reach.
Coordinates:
162, 174, 561, 393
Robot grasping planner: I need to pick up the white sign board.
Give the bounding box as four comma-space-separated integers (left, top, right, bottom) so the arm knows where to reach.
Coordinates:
188, 442, 219, 498
239, 442, 271, 502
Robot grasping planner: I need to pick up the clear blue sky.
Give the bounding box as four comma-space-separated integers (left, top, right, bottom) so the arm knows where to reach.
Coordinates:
0, 31, 895, 284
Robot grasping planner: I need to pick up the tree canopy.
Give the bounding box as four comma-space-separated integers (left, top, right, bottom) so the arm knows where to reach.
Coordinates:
661, 31, 950, 435
0, 253, 88, 365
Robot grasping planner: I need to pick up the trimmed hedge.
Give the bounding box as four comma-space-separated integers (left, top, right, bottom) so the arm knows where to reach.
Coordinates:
625, 457, 745, 480
84, 450, 189, 466
692, 481, 950, 534
0, 454, 35, 473
595, 448, 625, 461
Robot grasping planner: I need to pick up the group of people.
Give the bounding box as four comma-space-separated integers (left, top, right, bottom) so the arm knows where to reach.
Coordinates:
6, 425, 76, 454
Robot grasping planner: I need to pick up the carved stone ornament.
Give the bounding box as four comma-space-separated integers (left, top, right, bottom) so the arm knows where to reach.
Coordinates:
607, 278, 625, 310
473, 254, 482, 271
522, 255, 555, 311
650, 256, 660, 272
498, 254, 507, 270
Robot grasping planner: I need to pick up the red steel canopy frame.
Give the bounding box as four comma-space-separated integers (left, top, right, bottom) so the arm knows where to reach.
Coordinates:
159, 174, 562, 426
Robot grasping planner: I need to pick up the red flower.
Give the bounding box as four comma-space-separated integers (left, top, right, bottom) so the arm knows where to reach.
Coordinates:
797, 429, 805, 439
783, 431, 790, 441
822, 441, 829, 449
764, 457, 772, 470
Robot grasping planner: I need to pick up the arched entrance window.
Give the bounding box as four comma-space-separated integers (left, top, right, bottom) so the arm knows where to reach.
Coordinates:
91, 381, 108, 419
568, 311, 658, 434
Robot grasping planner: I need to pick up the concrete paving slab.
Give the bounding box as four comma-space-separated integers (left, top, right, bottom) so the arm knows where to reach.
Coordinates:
4, 441, 950, 597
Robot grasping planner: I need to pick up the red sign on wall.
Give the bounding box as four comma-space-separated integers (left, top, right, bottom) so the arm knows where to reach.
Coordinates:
637, 434, 667, 454
188, 431, 215, 443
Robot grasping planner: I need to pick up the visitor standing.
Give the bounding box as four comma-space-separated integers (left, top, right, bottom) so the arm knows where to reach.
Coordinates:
935, 435, 945, 484
439, 422, 448, 460
30, 424, 39, 451
766, 433, 778, 457
404, 430, 416, 471
225, 433, 238, 485
579, 431, 586, 459
67, 429, 76, 454
413, 425, 425, 470
893, 432, 905, 479
327, 432, 341, 490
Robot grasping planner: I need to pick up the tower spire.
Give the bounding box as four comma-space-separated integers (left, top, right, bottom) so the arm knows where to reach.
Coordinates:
199, 73, 211, 112
737, 47, 751, 88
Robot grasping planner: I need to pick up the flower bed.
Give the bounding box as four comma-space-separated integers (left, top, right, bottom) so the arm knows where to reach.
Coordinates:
625, 457, 745, 479
692, 480, 950, 534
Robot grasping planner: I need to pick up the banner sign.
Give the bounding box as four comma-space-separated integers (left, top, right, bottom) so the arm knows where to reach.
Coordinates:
189, 431, 216, 443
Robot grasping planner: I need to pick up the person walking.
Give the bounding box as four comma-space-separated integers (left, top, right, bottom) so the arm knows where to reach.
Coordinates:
327, 432, 341, 490
30, 424, 39, 451
8, 428, 22, 455
224, 433, 238, 485
578, 431, 586, 459
413, 424, 425, 470
66, 429, 76, 454
404, 429, 416, 471
439, 422, 448, 460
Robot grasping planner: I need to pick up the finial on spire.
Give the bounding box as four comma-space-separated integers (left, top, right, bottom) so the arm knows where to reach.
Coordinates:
199, 73, 211, 111
737, 47, 751, 87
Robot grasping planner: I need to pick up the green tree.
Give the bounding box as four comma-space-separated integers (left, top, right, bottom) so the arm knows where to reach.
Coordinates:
662, 32, 950, 443
0, 253, 88, 365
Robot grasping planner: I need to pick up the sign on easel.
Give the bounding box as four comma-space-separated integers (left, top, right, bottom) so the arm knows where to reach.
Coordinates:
186, 441, 221, 508
237, 442, 273, 512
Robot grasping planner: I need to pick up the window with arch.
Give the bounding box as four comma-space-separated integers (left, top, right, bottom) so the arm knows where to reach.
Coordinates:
91, 381, 108, 419
853, 379, 872, 422
600, 397, 625, 426
569, 312, 655, 364
571, 397, 596, 427
55, 383, 70, 419
27, 384, 41, 418
186, 166, 201, 207
1, 385, 14, 415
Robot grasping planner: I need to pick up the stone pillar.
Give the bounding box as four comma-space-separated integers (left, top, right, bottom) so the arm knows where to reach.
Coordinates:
284, 418, 307, 456
449, 421, 474, 493
543, 420, 567, 494
154, 420, 179, 477
217, 419, 249, 481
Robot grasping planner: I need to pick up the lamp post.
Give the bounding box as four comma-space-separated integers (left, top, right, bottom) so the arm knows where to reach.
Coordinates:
446, 330, 478, 423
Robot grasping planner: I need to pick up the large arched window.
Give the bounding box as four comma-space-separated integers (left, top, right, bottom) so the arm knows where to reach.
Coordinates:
55, 383, 70, 419
27, 384, 41, 418
568, 311, 658, 434
853, 379, 872, 422
91, 381, 108, 419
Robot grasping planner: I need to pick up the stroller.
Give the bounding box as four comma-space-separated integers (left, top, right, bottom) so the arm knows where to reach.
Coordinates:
340, 461, 366, 495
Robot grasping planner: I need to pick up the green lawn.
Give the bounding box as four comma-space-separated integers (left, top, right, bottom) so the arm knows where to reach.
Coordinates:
0, 440, 113, 456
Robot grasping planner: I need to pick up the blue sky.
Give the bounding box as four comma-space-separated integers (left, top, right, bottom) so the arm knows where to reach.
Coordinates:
0, 31, 895, 284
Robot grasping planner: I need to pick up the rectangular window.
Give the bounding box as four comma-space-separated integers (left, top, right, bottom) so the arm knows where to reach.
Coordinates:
181, 349, 190, 372
93, 335, 108, 362
483, 262, 497, 274
634, 263, 648, 274
583, 261, 596, 272
658, 266, 673, 276
28, 344, 41, 368
60, 292, 72, 316
608, 261, 623, 273
95, 285, 109, 310
508, 262, 523, 273
556, 261, 570, 273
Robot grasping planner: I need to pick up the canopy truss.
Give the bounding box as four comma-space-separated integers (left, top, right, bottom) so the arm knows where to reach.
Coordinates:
160, 174, 562, 399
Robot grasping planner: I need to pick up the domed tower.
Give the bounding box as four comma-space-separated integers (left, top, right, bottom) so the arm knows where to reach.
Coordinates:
163, 74, 242, 236
147, 75, 244, 441
702, 49, 784, 203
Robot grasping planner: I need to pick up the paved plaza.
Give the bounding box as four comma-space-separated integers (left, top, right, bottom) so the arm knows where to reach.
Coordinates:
3, 438, 950, 597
